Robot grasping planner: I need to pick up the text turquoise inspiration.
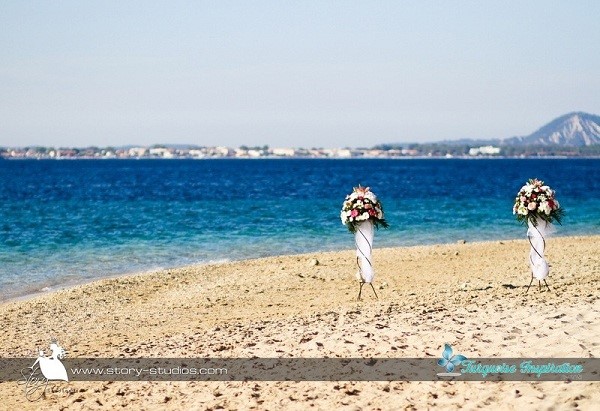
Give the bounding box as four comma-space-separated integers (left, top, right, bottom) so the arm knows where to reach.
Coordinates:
460, 360, 583, 378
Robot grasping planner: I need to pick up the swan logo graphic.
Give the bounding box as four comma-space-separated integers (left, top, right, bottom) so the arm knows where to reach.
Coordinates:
437, 343, 467, 377
19, 339, 69, 401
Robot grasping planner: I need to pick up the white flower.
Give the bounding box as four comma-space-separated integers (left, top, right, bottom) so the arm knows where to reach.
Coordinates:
364, 192, 377, 202
517, 205, 528, 215
539, 201, 551, 215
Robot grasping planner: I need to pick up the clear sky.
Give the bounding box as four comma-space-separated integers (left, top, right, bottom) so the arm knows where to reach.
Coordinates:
1, 1, 599, 148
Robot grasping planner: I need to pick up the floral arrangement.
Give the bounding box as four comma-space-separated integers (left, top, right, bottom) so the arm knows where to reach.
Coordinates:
340, 185, 389, 233
513, 178, 564, 226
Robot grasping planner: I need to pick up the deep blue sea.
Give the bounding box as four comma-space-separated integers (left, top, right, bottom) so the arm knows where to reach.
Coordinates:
1, 158, 598, 300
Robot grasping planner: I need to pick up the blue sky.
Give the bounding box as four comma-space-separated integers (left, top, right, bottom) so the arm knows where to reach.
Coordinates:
1, 1, 599, 148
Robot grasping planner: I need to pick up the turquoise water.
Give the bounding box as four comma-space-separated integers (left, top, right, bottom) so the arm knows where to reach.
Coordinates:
1, 158, 598, 300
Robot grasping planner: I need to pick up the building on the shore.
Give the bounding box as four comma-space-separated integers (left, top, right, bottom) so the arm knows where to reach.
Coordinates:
271, 148, 297, 157
469, 146, 501, 156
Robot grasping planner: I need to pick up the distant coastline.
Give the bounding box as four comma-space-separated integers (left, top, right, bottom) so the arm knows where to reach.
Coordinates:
4, 112, 600, 159
3, 155, 600, 160
2, 144, 599, 160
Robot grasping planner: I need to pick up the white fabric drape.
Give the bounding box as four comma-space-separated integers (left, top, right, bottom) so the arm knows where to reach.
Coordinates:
355, 220, 375, 283
527, 219, 553, 280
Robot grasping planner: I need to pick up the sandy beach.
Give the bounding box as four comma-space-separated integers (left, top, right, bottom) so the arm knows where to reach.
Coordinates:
1, 235, 598, 410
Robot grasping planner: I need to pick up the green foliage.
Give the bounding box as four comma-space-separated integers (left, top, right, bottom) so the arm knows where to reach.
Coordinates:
345, 218, 389, 233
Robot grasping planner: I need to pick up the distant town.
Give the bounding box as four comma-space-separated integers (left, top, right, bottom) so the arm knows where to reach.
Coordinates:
0, 144, 491, 160
1, 142, 599, 160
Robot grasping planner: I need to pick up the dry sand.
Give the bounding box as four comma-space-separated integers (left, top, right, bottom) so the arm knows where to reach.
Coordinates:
1, 236, 598, 410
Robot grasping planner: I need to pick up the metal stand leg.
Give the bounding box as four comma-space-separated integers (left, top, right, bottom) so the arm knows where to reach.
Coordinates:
525, 276, 534, 293
369, 283, 379, 299
525, 277, 552, 293
357, 281, 379, 300
543, 279, 551, 292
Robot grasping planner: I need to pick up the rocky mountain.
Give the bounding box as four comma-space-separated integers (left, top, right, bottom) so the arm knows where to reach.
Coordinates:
504, 112, 600, 146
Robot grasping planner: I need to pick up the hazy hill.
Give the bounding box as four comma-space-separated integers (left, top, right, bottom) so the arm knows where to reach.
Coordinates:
504, 112, 600, 146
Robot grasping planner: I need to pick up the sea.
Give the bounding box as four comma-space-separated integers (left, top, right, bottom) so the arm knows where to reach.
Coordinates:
1, 158, 598, 301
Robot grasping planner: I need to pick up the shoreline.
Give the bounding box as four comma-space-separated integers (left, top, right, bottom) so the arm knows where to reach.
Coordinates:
0, 260, 237, 305
2, 233, 594, 305
2, 234, 597, 322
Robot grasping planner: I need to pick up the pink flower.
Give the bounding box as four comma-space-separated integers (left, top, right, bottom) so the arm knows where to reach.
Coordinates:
350, 209, 359, 217
527, 202, 537, 211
